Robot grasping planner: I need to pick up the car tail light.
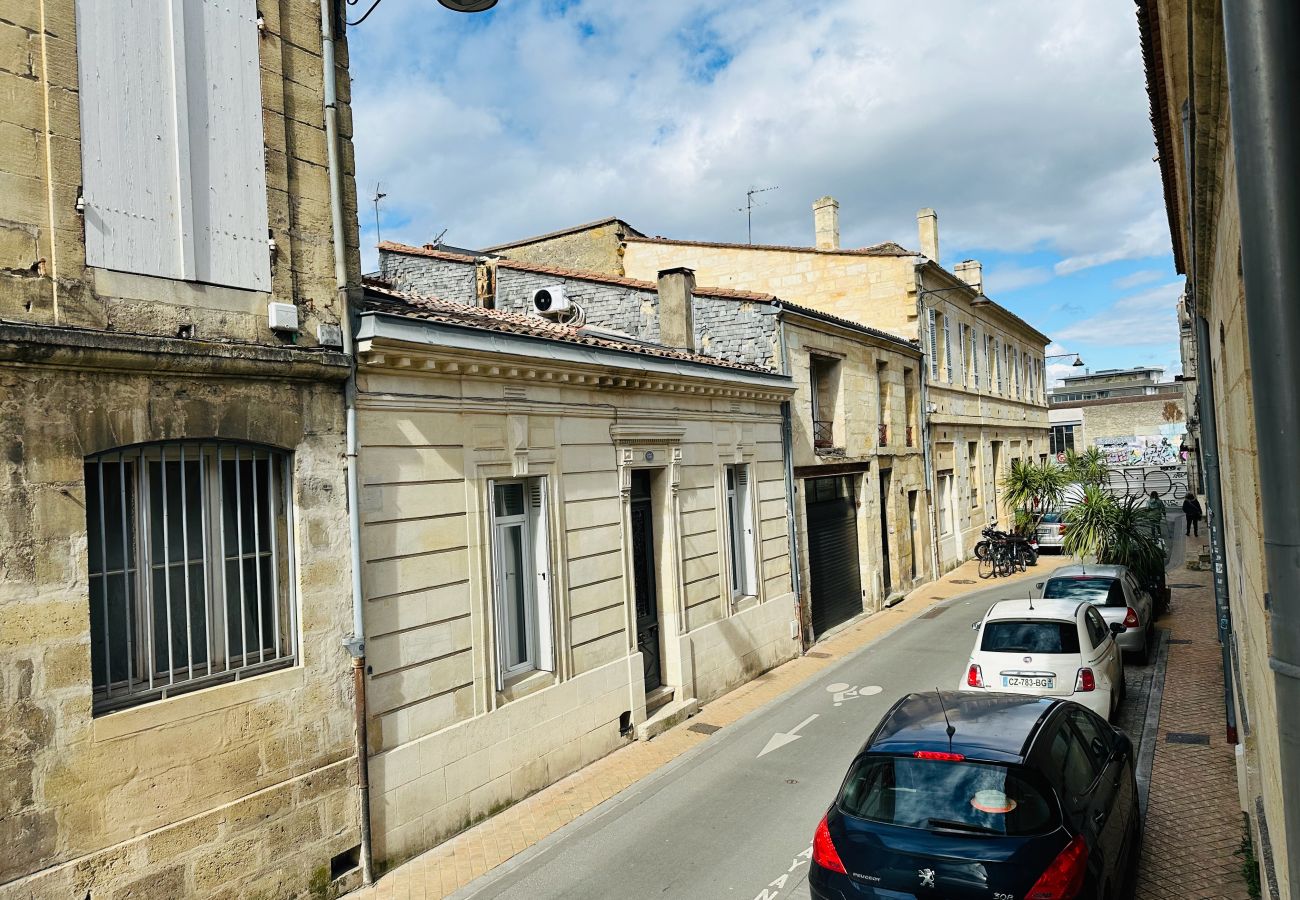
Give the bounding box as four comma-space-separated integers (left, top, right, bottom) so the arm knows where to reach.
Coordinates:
914, 750, 966, 761
1027, 833, 1089, 899
967, 664, 984, 688
1124, 607, 1141, 629
812, 814, 847, 875
1075, 668, 1096, 692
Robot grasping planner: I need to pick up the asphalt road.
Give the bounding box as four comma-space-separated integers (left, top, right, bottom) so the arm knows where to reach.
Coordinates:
458, 514, 1186, 900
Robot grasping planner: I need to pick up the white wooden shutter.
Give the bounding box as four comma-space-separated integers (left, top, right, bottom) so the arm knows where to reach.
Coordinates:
77, 0, 186, 280
530, 479, 555, 673
76, 0, 269, 290
995, 340, 1003, 392
943, 316, 953, 384
187, 0, 271, 290
927, 308, 939, 380
738, 467, 758, 596
972, 327, 980, 388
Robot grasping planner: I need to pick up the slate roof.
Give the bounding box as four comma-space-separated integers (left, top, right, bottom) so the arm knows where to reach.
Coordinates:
359, 279, 777, 374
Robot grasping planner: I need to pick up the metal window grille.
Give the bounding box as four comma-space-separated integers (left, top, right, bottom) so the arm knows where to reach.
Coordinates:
85, 441, 296, 715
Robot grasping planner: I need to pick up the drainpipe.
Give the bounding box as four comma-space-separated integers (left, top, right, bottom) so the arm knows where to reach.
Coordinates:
320, 0, 374, 885
913, 266, 943, 583
1222, 0, 1300, 890
773, 308, 806, 646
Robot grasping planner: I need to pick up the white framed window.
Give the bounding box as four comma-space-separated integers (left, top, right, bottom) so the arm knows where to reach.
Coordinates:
938, 471, 954, 536
85, 442, 296, 715
489, 478, 554, 687
725, 465, 758, 599
76, 0, 271, 290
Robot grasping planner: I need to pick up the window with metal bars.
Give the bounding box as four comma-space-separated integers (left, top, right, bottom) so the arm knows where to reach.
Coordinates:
725, 465, 758, 599
84, 441, 296, 715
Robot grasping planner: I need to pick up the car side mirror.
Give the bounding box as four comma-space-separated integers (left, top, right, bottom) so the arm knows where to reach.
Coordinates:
972, 621, 982, 631
1109, 621, 1126, 635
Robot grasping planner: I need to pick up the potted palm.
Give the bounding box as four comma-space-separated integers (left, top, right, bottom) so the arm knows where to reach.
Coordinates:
1001, 458, 1069, 535
1062, 485, 1169, 610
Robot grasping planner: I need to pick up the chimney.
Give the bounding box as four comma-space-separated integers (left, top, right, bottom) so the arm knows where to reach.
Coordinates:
954, 259, 983, 293
917, 208, 939, 263
813, 196, 840, 250
657, 267, 696, 352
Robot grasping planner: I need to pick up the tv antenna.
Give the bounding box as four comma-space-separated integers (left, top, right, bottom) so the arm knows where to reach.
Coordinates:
936, 688, 957, 745
738, 185, 778, 244
372, 182, 387, 247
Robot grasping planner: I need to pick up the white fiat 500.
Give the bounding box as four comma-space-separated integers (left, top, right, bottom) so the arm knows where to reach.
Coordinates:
959, 598, 1126, 721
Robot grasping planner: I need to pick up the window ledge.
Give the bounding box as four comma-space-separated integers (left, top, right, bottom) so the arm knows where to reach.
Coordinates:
92, 665, 304, 743
499, 669, 555, 704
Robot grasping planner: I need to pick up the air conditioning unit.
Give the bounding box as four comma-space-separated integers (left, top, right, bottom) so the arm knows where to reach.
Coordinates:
531, 285, 571, 317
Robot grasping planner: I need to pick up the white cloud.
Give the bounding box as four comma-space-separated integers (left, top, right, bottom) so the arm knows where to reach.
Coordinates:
349, 0, 1172, 276
986, 264, 1052, 294
1114, 268, 1165, 290
1052, 280, 1186, 347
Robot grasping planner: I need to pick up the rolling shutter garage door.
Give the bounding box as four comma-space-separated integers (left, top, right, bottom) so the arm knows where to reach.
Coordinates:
805, 476, 863, 636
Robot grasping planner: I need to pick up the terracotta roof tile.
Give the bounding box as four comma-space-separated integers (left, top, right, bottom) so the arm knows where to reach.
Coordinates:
377, 241, 481, 263
359, 279, 777, 374
624, 235, 918, 257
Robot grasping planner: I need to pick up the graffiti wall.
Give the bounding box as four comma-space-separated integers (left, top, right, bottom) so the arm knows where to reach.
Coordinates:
1094, 429, 1188, 468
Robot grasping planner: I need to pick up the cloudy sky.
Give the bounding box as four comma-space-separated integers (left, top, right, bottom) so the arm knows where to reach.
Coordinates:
348, 0, 1185, 384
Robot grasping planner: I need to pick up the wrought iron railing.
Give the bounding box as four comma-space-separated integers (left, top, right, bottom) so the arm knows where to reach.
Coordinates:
813, 419, 834, 449
878, 423, 888, 446
906, 425, 915, 447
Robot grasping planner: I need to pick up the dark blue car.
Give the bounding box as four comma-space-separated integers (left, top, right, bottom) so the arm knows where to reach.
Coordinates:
810, 692, 1141, 899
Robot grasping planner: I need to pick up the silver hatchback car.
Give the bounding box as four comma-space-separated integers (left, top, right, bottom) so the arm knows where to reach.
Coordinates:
1034, 510, 1066, 552
1036, 564, 1155, 663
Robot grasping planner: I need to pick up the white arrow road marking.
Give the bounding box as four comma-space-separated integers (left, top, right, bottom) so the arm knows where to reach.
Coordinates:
758, 713, 819, 757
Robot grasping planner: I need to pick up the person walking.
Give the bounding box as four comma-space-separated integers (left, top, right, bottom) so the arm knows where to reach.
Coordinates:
1182, 493, 1204, 537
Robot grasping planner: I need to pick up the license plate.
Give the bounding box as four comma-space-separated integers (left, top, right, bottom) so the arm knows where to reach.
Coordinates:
1003, 676, 1054, 689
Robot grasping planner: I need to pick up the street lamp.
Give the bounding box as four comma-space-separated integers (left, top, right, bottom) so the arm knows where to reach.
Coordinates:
917, 283, 993, 306
350, 0, 497, 26
1045, 352, 1086, 367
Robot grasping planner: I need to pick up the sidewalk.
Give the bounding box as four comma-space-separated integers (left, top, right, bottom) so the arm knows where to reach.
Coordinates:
352, 554, 1074, 900
1135, 533, 1250, 899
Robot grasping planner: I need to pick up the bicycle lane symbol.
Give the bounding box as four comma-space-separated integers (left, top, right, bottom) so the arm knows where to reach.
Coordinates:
826, 682, 883, 707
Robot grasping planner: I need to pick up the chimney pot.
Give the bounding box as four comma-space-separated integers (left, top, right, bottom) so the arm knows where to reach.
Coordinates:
656, 267, 696, 352
954, 259, 983, 293
917, 208, 939, 263
813, 196, 840, 250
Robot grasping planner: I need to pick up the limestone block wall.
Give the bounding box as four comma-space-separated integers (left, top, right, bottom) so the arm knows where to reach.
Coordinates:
0, 358, 359, 899
0, 0, 362, 348
490, 220, 632, 276
1077, 395, 1186, 447
356, 365, 796, 867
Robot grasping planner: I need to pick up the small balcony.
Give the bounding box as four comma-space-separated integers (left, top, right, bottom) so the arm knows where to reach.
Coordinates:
878, 423, 888, 447
905, 425, 915, 448
813, 419, 834, 450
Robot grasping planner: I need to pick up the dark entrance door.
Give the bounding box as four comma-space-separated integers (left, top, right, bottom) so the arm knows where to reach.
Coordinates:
805, 475, 863, 637
878, 468, 893, 595
630, 471, 662, 692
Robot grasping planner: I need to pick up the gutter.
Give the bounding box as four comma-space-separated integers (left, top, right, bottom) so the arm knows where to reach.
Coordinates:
1222, 1, 1300, 891
320, 0, 374, 885
773, 313, 806, 647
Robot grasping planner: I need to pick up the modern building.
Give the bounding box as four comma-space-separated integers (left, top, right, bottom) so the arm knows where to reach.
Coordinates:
356, 262, 799, 868
489, 201, 1052, 570
1141, 0, 1295, 894
0, 1, 364, 897
1048, 365, 1180, 405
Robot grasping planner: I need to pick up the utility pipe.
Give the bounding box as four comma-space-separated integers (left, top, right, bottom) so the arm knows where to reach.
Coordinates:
1222, 1, 1300, 891
913, 265, 944, 584
772, 311, 806, 646
320, 0, 374, 884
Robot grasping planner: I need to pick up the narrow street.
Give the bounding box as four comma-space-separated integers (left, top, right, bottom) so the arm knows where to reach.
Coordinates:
454, 522, 1184, 900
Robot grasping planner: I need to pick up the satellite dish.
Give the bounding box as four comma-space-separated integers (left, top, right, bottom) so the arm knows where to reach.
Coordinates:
437, 0, 498, 11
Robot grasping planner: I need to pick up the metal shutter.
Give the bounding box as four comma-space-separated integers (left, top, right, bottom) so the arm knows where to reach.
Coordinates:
805, 476, 863, 636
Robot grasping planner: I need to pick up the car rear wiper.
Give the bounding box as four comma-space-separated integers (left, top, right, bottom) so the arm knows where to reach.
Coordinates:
926, 818, 1000, 835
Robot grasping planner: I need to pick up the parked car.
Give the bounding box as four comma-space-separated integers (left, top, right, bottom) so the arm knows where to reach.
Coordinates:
1035, 510, 1066, 552
959, 598, 1125, 721
809, 692, 1142, 900
1037, 564, 1155, 663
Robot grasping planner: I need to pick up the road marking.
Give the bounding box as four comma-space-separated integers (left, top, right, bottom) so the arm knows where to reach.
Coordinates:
826, 682, 883, 706
751, 844, 812, 900
758, 713, 819, 757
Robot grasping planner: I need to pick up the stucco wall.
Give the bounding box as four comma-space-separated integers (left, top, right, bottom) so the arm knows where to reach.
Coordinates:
357, 358, 797, 867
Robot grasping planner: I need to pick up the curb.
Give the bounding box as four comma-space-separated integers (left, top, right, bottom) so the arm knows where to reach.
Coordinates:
1135, 628, 1172, 821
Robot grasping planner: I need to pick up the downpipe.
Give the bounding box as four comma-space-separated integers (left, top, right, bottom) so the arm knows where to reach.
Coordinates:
1222, 0, 1300, 890
321, 0, 374, 884
913, 266, 943, 583
774, 314, 806, 647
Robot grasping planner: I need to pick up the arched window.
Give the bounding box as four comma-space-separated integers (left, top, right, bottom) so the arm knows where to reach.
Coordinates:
84, 441, 296, 714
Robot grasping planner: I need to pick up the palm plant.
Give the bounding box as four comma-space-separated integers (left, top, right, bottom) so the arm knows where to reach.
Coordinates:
1001, 459, 1069, 534
1062, 485, 1166, 583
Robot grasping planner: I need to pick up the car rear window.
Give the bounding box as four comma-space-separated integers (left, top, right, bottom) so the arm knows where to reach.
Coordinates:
981, 620, 1080, 654
1043, 576, 1127, 608
1039, 512, 1063, 524
838, 756, 1058, 836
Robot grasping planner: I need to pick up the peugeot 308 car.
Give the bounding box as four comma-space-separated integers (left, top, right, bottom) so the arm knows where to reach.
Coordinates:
809, 692, 1141, 900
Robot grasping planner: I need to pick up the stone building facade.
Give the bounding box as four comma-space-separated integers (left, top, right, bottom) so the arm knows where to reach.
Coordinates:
482, 217, 644, 275
353, 283, 797, 868
0, 1, 363, 897
1142, 1, 1288, 893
